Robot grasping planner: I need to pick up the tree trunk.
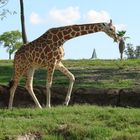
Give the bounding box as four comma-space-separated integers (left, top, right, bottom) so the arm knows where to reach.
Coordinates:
20, 0, 28, 44
119, 38, 125, 60
120, 53, 123, 60
9, 52, 11, 60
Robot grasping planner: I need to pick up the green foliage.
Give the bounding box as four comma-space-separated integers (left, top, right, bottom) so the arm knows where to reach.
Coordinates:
0, 0, 9, 7
125, 44, 135, 59
0, 60, 140, 138
125, 44, 140, 59
0, 30, 22, 59
117, 30, 126, 37
0, 0, 16, 20
117, 30, 130, 59
0, 59, 140, 89
135, 46, 140, 58
117, 30, 130, 40
117, 30, 140, 59
0, 105, 140, 139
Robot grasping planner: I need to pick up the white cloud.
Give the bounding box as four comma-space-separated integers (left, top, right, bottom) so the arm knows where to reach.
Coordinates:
85, 10, 110, 23
30, 12, 43, 24
114, 24, 127, 31
49, 6, 81, 25
29, 9, 126, 31
84, 10, 127, 30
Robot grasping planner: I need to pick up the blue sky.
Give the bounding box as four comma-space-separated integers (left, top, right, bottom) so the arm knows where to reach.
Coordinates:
0, 0, 140, 59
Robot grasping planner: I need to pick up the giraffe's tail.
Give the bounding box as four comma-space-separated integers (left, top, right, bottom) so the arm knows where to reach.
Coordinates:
8, 80, 14, 89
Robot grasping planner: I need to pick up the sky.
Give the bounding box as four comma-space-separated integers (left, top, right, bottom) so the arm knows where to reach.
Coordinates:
0, 0, 140, 60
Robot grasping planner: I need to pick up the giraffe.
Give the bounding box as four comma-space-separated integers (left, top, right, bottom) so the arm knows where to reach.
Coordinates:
8, 19, 119, 109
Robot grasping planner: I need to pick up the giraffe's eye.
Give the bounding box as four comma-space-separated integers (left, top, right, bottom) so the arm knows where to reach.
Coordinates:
110, 28, 113, 31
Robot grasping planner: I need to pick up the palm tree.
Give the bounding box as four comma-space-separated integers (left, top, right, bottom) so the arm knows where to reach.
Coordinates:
20, 0, 28, 44
117, 30, 130, 59
1, 1, 28, 43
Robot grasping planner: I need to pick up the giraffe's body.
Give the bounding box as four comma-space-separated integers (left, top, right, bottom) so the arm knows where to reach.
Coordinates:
9, 20, 119, 108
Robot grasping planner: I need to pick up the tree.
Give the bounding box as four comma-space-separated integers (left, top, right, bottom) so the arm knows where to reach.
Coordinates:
125, 43, 136, 59
0, 30, 22, 59
135, 46, 140, 58
117, 30, 130, 59
0, 0, 28, 43
0, 0, 16, 20
125, 44, 140, 59
20, 0, 28, 44
0, 0, 9, 19
119, 38, 125, 59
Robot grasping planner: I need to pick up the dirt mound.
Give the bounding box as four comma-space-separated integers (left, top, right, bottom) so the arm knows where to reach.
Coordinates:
0, 84, 140, 108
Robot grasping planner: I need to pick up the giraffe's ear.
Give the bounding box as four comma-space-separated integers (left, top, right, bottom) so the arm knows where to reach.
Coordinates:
109, 19, 112, 26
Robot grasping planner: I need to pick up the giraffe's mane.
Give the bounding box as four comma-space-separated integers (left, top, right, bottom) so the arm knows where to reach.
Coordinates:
49, 22, 108, 30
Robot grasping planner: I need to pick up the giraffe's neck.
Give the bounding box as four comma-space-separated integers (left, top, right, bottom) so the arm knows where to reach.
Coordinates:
47, 23, 105, 44
31, 23, 106, 48
64, 23, 104, 40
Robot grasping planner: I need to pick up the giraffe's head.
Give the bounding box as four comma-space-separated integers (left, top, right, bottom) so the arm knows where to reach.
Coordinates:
102, 19, 119, 43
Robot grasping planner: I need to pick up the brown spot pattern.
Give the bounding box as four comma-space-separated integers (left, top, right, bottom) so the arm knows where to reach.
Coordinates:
13, 23, 111, 88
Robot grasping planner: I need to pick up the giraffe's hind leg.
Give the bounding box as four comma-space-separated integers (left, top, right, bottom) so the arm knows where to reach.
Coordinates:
56, 62, 75, 106
25, 67, 42, 108
8, 66, 28, 109
8, 78, 20, 109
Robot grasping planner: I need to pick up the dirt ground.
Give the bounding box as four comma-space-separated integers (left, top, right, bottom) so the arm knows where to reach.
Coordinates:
0, 84, 140, 108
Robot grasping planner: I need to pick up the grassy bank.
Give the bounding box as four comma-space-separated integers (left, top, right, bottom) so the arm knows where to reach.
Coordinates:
0, 105, 140, 140
0, 60, 140, 139
0, 59, 140, 88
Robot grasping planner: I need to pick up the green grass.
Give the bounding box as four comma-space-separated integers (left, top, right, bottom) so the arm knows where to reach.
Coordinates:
0, 59, 140, 88
0, 60, 140, 139
0, 105, 140, 140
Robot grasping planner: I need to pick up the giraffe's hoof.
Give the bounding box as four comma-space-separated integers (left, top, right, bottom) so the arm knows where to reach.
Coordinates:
36, 104, 42, 109
63, 102, 69, 106
8, 104, 13, 109
39, 106, 42, 109
46, 104, 51, 108
8, 107, 13, 109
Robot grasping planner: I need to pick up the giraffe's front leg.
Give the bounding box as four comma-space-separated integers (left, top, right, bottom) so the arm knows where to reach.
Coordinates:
46, 64, 55, 108
56, 62, 75, 106
64, 72, 75, 106
46, 82, 52, 108
25, 68, 42, 109
65, 75, 75, 106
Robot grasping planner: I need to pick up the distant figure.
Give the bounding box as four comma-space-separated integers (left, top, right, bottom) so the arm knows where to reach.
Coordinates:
91, 48, 97, 59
